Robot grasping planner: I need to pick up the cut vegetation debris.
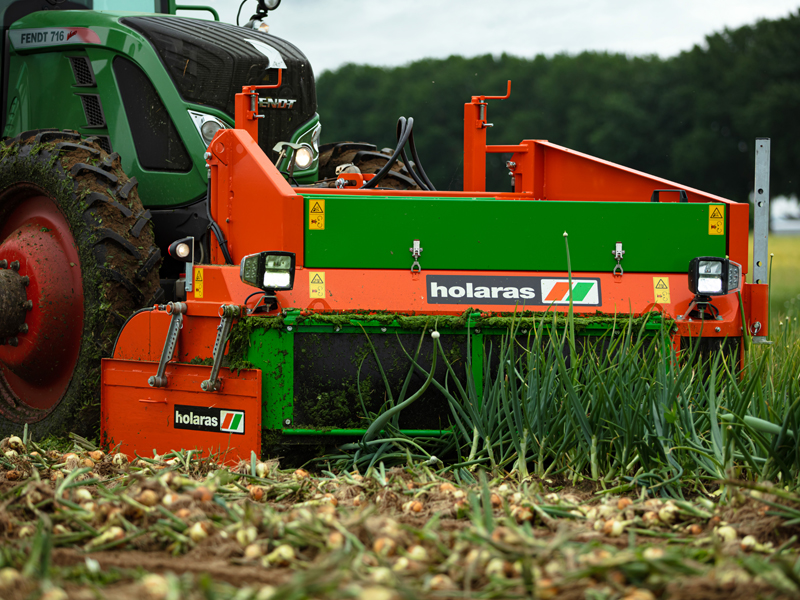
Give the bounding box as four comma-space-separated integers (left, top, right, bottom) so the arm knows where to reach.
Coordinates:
0, 422, 799, 598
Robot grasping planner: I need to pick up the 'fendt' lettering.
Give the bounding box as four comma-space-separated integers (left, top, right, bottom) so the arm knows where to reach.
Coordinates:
258, 98, 296, 110
20, 32, 49, 44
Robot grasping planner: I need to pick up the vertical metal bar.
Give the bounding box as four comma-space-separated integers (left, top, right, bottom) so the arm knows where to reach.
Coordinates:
201, 305, 238, 392
753, 138, 770, 285
148, 303, 187, 388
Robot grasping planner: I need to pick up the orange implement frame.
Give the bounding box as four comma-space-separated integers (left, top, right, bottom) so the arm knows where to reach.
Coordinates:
101, 359, 262, 465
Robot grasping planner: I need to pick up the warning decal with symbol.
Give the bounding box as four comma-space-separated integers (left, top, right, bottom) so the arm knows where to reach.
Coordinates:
194, 268, 203, 299
308, 199, 325, 230
309, 271, 325, 298
708, 204, 724, 236
653, 277, 670, 304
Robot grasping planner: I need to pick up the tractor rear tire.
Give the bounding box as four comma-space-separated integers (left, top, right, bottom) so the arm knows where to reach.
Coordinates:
0, 130, 162, 439
318, 142, 419, 190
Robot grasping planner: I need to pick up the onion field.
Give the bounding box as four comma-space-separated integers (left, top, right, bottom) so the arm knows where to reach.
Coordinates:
0, 236, 799, 600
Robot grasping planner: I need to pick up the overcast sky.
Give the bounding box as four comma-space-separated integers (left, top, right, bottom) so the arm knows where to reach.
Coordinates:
188, 0, 800, 74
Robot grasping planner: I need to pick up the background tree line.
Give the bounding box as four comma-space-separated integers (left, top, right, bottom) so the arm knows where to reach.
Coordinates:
316, 10, 800, 202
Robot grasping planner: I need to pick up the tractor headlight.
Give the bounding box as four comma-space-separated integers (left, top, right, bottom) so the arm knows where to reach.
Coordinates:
240, 251, 296, 291
200, 120, 222, 142
188, 111, 229, 145
688, 257, 742, 297
293, 144, 314, 170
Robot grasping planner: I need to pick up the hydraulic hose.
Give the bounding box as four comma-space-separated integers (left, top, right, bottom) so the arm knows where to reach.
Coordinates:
111, 306, 154, 356
397, 118, 431, 191
361, 117, 436, 191
360, 116, 414, 189
205, 178, 234, 265
407, 124, 436, 191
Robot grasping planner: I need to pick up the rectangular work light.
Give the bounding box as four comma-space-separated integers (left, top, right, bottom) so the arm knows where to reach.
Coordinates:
688, 257, 742, 297
240, 251, 296, 291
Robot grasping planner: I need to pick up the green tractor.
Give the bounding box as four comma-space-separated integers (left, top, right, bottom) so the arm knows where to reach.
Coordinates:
0, 0, 407, 437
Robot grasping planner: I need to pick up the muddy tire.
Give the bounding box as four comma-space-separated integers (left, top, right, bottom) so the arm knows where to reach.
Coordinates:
318, 142, 419, 189
0, 130, 162, 438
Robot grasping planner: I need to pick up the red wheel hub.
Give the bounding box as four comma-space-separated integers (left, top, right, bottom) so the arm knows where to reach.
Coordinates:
0, 187, 84, 419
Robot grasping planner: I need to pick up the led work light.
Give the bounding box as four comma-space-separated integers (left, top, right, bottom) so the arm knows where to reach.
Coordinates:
240, 251, 296, 292
688, 257, 742, 297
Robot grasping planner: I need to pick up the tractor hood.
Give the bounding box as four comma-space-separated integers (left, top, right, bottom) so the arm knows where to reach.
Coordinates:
121, 16, 317, 164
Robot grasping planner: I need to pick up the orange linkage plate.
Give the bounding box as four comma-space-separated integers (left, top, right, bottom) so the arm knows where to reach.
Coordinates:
101, 359, 262, 465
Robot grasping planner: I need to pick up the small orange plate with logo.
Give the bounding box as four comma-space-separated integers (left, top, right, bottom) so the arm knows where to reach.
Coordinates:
101, 359, 262, 464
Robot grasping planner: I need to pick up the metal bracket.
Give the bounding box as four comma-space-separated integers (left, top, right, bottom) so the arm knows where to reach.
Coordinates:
611, 241, 625, 276
201, 304, 240, 392
148, 302, 188, 388
409, 239, 423, 273
753, 139, 770, 286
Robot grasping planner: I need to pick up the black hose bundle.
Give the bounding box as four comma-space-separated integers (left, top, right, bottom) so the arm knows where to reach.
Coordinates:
361, 117, 436, 191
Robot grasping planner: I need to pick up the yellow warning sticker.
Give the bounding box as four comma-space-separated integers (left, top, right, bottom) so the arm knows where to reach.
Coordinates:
709, 205, 724, 235
194, 268, 204, 299
309, 271, 325, 298
653, 277, 670, 304
309, 199, 325, 230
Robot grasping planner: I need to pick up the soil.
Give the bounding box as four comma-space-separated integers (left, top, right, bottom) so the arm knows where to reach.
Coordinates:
0, 440, 798, 600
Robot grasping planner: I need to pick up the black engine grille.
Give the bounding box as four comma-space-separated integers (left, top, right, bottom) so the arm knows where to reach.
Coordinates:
69, 56, 95, 86
78, 94, 105, 127
121, 16, 317, 163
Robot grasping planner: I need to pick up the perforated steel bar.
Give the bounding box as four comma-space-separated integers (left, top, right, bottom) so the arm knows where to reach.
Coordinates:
753, 138, 770, 286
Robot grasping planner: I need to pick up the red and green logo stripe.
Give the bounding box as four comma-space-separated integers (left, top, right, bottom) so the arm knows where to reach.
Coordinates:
220, 410, 244, 433
541, 279, 600, 305
545, 281, 594, 302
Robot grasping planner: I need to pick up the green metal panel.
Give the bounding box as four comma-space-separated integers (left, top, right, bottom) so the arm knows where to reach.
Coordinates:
247, 327, 293, 430
240, 312, 667, 436
303, 196, 727, 273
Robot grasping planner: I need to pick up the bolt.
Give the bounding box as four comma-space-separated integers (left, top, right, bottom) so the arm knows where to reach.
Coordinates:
380, 327, 387, 332
204, 151, 212, 160
474, 328, 481, 334
677, 315, 683, 320
506, 161, 516, 169
715, 327, 721, 333
18, 324, 27, 334
8, 337, 18, 347
286, 325, 293, 332
9, 261, 19, 271
334, 325, 341, 332
284, 419, 291, 426
24, 300, 32, 311
21, 276, 29, 286
200, 381, 209, 391
148, 376, 156, 387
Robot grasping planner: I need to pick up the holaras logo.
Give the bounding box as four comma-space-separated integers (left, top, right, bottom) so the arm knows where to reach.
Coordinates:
220, 410, 245, 434
426, 275, 601, 307
174, 405, 245, 435
540, 279, 601, 305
